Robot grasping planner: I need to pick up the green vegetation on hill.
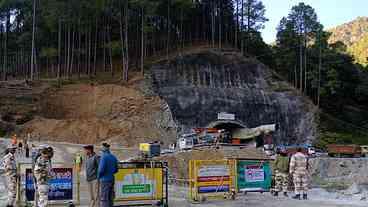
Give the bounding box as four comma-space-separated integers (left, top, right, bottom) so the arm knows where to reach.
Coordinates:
328, 17, 368, 67
268, 4, 368, 147
348, 34, 368, 66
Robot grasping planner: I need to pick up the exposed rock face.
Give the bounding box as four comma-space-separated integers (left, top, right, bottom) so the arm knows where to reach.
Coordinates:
310, 158, 368, 186
150, 49, 317, 144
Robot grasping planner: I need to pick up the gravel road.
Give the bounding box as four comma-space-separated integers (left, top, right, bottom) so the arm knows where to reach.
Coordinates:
1, 138, 367, 207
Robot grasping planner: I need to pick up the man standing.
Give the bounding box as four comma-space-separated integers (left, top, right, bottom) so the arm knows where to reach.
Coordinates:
34, 146, 54, 207
97, 143, 118, 207
3, 145, 18, 207
289, 148, 309, 200
273, 149, 290, 197
83, 145, 100, 207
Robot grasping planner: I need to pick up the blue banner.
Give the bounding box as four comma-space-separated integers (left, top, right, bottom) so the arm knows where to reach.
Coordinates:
198, 185, 229, 193
25, 168, 73, 201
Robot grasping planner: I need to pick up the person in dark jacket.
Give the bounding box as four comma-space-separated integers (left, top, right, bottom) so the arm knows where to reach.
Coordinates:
83, 145, 100, 207
97, 143, 118, 207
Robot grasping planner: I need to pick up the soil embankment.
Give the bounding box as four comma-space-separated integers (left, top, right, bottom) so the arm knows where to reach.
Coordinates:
22, 83, 176, 146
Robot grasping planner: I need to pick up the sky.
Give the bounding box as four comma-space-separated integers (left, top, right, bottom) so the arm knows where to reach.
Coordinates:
261, 0, 368, 43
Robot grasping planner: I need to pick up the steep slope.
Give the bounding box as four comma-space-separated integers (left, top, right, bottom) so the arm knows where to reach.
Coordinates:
21, 83, 177, 146
151, 49, 317, 145
328, 17, 368, 66
328, 17, 368, 47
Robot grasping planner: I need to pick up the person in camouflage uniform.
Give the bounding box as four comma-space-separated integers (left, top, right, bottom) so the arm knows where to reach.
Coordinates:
34, 146, 54, 207
3, 145, 18, 207
273, 149, 290, 197
289, 148, 309, 200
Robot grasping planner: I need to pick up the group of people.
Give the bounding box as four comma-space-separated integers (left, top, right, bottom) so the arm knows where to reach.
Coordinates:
272, 148, 310, 200
2, 142, 119, 207
82, 143, 119, 207
2, 144, 53, 207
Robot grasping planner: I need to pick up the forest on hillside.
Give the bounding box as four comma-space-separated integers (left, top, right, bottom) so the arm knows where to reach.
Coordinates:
328, 17, 368, 67
1, 0, 368, 145
0, 0, 242, 82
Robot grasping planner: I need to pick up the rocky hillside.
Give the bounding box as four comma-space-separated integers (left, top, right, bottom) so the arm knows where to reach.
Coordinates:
1, 49, 318, 146
151, 49, 317, 145
328, 17, 368, 66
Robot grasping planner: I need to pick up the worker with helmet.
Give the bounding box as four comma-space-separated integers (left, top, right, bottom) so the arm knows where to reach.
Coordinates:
3, 144, 18, 207
34, 145, 54, 207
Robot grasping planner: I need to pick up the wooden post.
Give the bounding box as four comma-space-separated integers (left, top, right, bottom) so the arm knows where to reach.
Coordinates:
77, 167, 81, 205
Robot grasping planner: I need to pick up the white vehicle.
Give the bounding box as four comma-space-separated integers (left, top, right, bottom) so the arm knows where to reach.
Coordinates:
308, 147, 316, 157
177, 133, 198, 150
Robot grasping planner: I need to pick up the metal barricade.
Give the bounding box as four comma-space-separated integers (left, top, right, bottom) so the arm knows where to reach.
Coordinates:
113, 161, 168, 207
189, 160, 236, 202
17, 162, 80, 206
236, 159, 272, 193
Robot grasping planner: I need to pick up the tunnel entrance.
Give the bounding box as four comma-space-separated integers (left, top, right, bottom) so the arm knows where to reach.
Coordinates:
211, 122, 245, 131
206, 120, 250, 144
207, 120, 246, 129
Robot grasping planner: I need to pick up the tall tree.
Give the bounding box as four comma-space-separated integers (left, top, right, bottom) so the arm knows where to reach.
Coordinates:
241, 0, 268, 53
276, 3, 321, 94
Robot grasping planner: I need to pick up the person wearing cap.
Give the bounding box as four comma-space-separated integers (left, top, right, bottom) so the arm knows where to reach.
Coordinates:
83, 145, 100, 207
97, 143, 118, 207
34, 146, 53, 207
3, 145, 18, 207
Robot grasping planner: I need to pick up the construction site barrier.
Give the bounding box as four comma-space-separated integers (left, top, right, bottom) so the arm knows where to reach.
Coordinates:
17, 162, 80, 206
236, 160, 272, 193
114, 161, 168, 207
189, 160, 236, 202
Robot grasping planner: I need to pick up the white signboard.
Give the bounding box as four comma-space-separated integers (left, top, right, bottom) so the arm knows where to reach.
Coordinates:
217, 112, 235, 120
198, 165, 230, 177
245, 168, 265, 182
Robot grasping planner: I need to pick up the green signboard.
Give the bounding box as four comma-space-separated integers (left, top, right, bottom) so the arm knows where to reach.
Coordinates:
122, 184, 151, 194
237, 160, 272, 192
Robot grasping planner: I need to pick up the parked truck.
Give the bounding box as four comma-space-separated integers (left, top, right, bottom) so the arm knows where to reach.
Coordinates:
327, 144, 362, 158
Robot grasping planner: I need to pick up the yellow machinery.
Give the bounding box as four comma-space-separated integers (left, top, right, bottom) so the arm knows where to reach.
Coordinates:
139, 142, 161, 158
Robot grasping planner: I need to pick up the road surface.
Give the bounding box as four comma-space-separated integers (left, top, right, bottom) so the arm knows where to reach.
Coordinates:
1, 138, 367, 206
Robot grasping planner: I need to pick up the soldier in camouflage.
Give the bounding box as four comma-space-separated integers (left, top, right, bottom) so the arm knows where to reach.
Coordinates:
273, 149, 290, 197
289, 148, 309, 200
3, 145, 18, 207
34, 146, 54, 207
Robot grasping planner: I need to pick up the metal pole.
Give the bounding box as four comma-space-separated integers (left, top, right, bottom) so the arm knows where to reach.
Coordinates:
165, 162, 168, 207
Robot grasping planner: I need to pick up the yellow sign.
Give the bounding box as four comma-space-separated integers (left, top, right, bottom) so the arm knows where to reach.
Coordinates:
114, 168, 163, 201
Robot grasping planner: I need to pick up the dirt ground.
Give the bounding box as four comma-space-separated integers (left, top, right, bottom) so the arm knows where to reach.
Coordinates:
158, 147, 270, 180
168, 186, 367, 207
0, 138, 367, 207
20, 82, 176, 147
